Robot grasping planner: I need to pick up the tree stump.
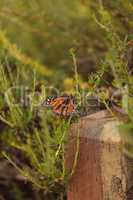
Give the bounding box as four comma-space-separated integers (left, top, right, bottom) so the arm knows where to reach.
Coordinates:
66, 110, 133, 200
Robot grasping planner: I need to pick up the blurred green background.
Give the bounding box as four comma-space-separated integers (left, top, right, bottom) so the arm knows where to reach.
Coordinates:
0, 0, 132, 86
0, 0, 132, 199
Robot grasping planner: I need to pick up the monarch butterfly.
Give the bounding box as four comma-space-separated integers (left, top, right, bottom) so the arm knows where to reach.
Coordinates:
42, 95, 76, 117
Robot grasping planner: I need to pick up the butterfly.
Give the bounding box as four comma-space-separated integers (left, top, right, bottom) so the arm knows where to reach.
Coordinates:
42, 95, 76, 117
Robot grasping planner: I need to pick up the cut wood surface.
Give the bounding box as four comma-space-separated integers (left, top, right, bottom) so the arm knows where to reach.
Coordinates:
66, 110, 133, 200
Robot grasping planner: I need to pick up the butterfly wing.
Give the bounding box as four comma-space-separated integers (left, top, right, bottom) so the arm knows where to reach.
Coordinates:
52, 96, 69, 116
42, 96, 61, 107
51, 97, 67, 108
43, 95, 76, 117
52, 96, 76, 117
62, 98, 76, 116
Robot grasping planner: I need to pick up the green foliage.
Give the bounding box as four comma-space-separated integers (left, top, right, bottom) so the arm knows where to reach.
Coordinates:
0, 0, 132, 83
0, 0, 132, 199
0, 46, 76, 199
87, 4, 133, 158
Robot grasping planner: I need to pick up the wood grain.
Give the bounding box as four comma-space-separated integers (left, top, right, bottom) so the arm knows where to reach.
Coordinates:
66, 110, 133, 200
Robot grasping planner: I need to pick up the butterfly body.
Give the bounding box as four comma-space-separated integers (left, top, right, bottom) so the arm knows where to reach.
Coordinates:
43, 95, 76, 117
